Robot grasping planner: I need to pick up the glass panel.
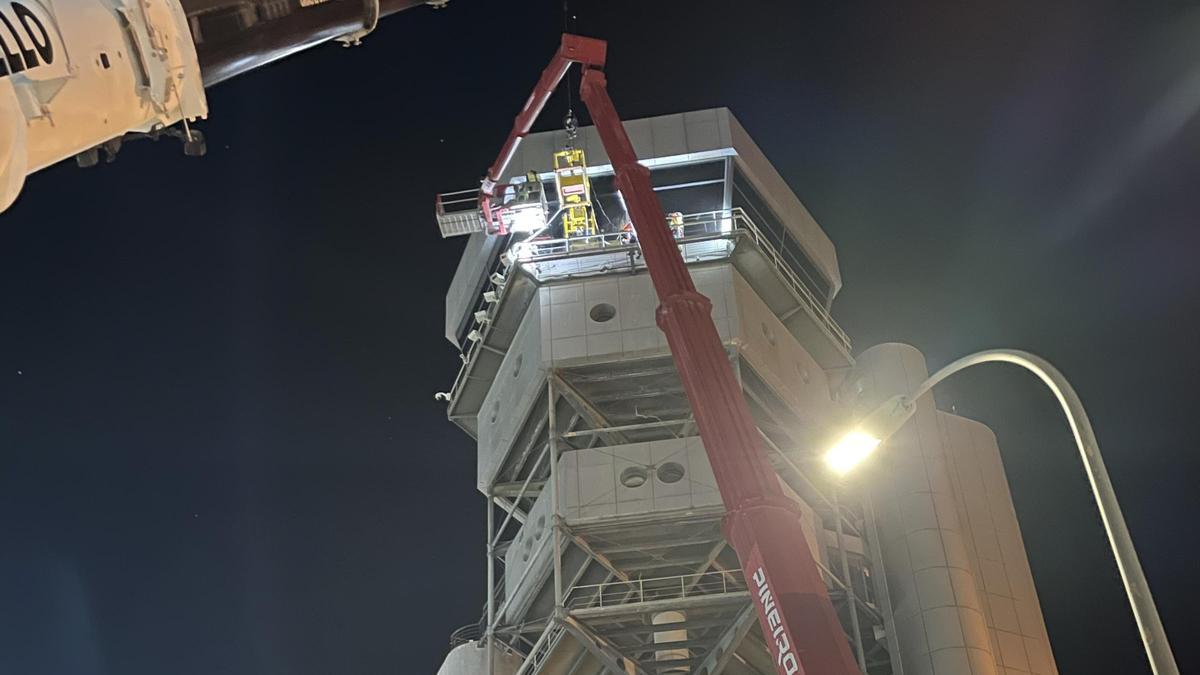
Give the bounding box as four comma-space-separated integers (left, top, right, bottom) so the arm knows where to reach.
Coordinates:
732, 168, 833, 300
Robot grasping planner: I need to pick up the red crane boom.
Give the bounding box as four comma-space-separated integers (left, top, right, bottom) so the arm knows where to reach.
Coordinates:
480, 34, 860, 675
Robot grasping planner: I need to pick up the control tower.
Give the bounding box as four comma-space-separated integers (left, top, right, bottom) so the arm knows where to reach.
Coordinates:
433, 108, 1058, 675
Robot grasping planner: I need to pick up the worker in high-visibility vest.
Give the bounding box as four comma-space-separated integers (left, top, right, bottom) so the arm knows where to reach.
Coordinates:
619, 221, 636, 245
667, 211, 685, 238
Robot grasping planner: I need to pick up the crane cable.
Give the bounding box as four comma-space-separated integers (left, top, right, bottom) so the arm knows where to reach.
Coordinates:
562, 0, 578, 142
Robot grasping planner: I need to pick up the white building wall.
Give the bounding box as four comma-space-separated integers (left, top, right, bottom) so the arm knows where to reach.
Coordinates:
537, 265, 738, 363
476, 297, 548, 491
435, 640, 522, 675
938, 414, 1058, 675
730, 269, 836, 427
558, 437, 723, 519
502, 479, 558, 622
855, 344, 998, 675
533, 261, 835, 418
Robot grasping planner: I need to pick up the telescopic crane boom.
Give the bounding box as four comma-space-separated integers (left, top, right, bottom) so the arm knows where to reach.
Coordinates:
479, 33, 861, 675
0, 0, 438, 214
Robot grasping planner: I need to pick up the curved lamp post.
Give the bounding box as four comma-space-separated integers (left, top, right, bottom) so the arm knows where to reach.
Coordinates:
825, 349, 1178, 675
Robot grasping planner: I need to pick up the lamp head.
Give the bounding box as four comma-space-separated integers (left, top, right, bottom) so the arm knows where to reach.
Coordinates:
825, 431, 882, 475
824, 394, 916, 475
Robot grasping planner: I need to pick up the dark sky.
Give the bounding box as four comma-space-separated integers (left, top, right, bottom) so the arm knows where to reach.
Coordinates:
1, 1, 1197, 673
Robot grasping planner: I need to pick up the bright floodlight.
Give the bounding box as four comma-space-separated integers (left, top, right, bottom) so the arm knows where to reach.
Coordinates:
824, 394, 915, 476
504, 204, 547, 233
824, 430, 882, 475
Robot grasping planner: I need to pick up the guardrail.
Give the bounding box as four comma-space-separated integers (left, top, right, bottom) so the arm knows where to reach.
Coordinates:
566, 569, 744, 610
449, 621, 484, 647
509, 209, 729, 260
730, 208, 851, 354
513, 622, 567, 675
435, 188, 486, 238
442, 207, 851, 407
511, 208, 849, 354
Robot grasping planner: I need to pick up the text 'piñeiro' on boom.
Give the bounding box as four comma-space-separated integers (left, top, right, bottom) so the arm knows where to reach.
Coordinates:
753, 566, 801, 675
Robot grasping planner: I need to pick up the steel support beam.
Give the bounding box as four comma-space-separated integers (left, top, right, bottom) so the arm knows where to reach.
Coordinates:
493, 479, 547, 498
571, 591, 751, 623
694, 602, 759, 674
560, 417, 692, 439
567, 528, 632, 583
834, 487, 868, 672
562, 615, 649, 675
487, 494, 496, 675
552, 372, 630, 446
550, 377, 565, 609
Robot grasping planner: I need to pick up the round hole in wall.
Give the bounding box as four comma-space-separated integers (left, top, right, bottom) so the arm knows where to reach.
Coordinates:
619, 466, 649, 488
489, 400, 500, 425
534, 514, 546, 540
512, 353, 524, 379
656, 461, 686, 484
589, 302, 617, 323
760, 322, 776, 347
796, 363, 811, 384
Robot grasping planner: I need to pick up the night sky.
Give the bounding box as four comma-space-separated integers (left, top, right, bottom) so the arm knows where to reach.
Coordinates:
1, 1, 1198, 673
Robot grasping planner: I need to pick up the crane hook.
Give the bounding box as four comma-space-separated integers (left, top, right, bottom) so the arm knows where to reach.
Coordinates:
563, 110, 579, 142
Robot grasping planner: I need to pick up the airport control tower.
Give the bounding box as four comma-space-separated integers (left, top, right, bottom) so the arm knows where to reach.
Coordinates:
433, 108, 1059, 675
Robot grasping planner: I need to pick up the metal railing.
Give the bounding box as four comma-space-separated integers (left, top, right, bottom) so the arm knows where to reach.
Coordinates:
513, 622, 567, 675
565, 569, 744, 610
449, 621, 485, 647
509, 209, 729, 260
442, 207, 851, 406
508, 208, 849, 354
729, 208, 851, 354
435, 188, 487, 238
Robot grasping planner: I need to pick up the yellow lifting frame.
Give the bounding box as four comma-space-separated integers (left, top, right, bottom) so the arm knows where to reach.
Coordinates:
553, 148, 599, 239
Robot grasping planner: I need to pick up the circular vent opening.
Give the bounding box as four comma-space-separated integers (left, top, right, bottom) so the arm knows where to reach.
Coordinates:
760, 322, 776, 347
589, 303, 617, 323
619, 466, 649, 488
489, 401, 500, 425
512, 353, 524, 379
656, 461, 686, 484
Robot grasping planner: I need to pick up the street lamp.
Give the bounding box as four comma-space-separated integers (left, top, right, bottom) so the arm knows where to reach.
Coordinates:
825, 349, 1178, 675
824, 394, 912, 475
